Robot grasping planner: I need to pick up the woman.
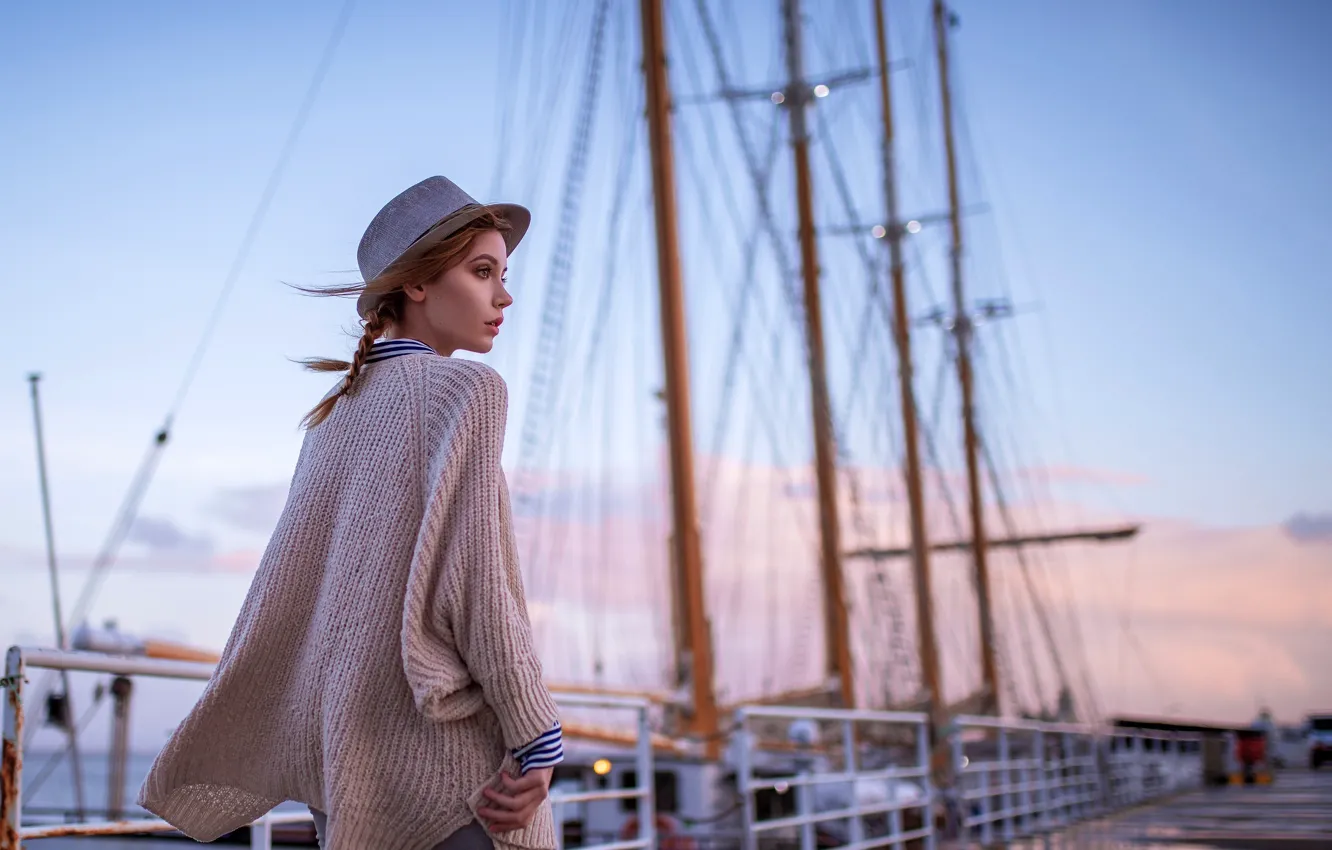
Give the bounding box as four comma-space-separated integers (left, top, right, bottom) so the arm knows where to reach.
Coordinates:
139, 177, 564, 850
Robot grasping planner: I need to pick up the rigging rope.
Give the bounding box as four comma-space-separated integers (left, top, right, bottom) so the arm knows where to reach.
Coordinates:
512, 0, 612, 604
535, 52, 642, 672
513, 0, 594, 209
691, 0, 804, 326
807, 99, 920, 698
24, 2, 355, 734
916, 334, 979, 681
680, 4, 844, 696
168, 0, 355, 421
70, 0, 356, 631
677, 1, 821, 523
584, 26, 640, 685
983, 324, 1104, 719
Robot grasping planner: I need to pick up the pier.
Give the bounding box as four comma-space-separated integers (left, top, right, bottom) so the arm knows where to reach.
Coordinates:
7, 646, 1332, 849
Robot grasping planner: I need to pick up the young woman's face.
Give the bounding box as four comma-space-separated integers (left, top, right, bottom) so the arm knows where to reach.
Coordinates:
401, 230, 512, 355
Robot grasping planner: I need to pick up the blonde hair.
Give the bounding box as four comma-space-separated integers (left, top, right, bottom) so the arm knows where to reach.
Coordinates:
299, 210, 511, 428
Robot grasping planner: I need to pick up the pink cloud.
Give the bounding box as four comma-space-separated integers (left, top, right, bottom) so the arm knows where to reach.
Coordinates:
1021, 465, 1151, 488
507, 458, 1332, 725
5, 456, 1322, 729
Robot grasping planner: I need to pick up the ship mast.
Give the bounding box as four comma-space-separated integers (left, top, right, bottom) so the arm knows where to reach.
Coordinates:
933, 0, 1000, 713
639, 0, 719, 749
872, 0, 942, 717
781, 0, 855, 709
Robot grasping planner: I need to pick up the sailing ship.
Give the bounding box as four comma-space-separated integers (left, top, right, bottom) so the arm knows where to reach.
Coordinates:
7, 0, 1146, 846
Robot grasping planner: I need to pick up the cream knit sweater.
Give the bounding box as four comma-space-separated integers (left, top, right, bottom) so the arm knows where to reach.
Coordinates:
138, 352, 561, 850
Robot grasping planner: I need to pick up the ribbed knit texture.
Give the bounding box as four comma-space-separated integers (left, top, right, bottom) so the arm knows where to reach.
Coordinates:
137, 354, 561, 850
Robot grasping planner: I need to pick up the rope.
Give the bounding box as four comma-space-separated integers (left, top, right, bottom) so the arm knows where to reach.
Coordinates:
167, 0, 355, 420
71, 0, 355, 629
511, 0, 612, 605
25, 0, 354, 744
690, 0, 804, 325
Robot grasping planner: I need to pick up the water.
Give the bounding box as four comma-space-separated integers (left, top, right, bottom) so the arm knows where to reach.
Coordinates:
18, 748, 311, 845
19, 750, 158, 821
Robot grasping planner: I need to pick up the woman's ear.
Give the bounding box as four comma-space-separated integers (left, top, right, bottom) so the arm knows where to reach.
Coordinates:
402, 278, 428, 304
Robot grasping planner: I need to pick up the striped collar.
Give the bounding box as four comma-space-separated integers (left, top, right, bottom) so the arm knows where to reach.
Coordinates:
365, 338, 436, 364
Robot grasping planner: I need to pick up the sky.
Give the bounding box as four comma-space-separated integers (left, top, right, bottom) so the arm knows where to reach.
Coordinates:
2, 0, 1330, 752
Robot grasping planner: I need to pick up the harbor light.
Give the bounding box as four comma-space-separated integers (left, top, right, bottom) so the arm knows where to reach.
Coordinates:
906, 219, 922, 234
771, 91, 786, 105
593, 758, 613, 776
813, 84, 830, 98
871, 224, 887, 239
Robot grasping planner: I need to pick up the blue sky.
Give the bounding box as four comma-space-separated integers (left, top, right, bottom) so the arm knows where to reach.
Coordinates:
1, 0, 1330, 729
951, 0, 1332, 525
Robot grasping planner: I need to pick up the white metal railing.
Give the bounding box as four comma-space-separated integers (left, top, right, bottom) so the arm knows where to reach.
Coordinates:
2, 646, 653, 850
1103, 728, 1203, 809
949, 715, 1203, 844
949, 715, 1101, 845
546, 693, 654, 850
733, 704, 935, 850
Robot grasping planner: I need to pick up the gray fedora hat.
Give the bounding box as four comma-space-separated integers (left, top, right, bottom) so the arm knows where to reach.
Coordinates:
355, 176, 531, 318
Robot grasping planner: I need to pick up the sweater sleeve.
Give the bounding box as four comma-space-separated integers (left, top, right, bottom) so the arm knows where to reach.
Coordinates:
403, 361, 561, 750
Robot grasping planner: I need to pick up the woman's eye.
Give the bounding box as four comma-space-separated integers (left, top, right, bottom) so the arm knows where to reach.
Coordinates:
476, 266, 491, 279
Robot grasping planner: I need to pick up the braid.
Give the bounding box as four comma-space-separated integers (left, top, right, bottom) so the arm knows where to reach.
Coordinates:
300, 307, 388, 429
342, 308, 387, 397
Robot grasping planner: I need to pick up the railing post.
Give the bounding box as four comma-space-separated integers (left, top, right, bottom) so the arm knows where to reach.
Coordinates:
1201, 734, 1207, 787
842, 719, 863, 847
1133, 735, 1146, 803
635, 705, 655, 850
108, 676, 133, 820
1109, 735, 1121, 809
1058, 732, 1071, 826
249, 814, 272, 850
920, 717, 936, 850
998, 728, 1013, 843
1164, 734, 1176, 794
2, 647, 25, 850
797, 762, 815, 850
1066, 733, 1078, 822
1094, 735, 1108, 815
949, 724, 963, 843
887, 764, 903, 850
1035, 729, 1049, 835
736, 715, 757, 850
1077, 733, 1091, 821
1018, 735, 1032, 835
1107, 735, 1119, 809
978, 760, 991, 845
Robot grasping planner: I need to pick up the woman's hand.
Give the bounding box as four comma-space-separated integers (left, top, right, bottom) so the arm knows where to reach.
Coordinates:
478, 768, 554, 834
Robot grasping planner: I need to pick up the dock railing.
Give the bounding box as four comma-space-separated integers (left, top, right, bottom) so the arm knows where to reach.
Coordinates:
1104, 726, 1203, 808
2, 645, 654, 850
732, 704, 935, 850
948, 715, 1203, 845
948, 715, 1102, 844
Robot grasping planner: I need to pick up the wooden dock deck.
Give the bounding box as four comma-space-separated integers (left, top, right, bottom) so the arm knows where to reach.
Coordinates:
1008, 768, 1332, 850
1109, 767, 1332, 849
18, 772, 1332, 848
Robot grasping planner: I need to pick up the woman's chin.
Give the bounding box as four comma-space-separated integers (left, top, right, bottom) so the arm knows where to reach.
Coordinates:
463, 337, 496, 355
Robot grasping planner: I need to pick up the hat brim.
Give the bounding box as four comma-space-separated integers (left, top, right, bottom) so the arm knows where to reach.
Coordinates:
356, 202, 531, 318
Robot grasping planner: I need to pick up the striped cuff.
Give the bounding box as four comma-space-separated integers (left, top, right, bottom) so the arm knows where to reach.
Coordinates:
513, 721, 564, 774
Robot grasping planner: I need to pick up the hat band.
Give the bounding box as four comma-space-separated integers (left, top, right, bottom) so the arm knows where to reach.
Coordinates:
406, 203, 485, 254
